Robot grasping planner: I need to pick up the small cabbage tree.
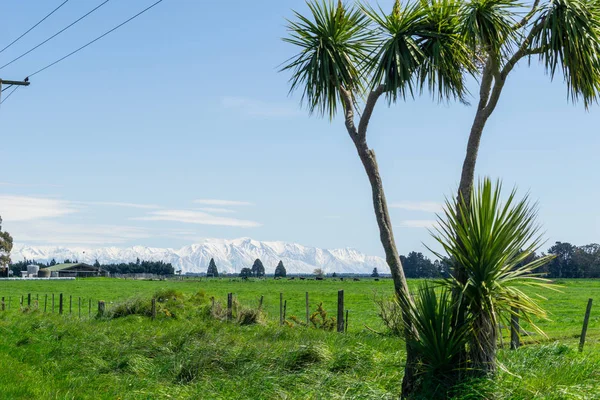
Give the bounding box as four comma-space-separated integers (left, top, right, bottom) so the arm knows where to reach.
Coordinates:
431, 178, 554, 374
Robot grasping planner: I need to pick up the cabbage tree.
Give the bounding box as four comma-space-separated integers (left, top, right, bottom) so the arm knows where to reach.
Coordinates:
432, 178, 555, 374
281, 1, 473, 393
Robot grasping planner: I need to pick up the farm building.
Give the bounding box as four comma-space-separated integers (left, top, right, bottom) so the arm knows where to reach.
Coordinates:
43, 263, 104, 278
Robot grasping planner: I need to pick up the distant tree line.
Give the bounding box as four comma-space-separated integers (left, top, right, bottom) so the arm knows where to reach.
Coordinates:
8, 258, 174, 276
96, 258, 174, 275
398, 241, 600, 279
541, 242, 600, 278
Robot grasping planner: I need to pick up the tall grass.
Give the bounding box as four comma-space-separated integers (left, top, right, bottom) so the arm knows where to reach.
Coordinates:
0, 288, 597, 399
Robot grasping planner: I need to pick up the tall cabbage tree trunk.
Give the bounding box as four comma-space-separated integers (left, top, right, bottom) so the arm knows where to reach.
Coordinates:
455, 34, 538, 374
340, 87, 419, 396
470, 311, 498, 374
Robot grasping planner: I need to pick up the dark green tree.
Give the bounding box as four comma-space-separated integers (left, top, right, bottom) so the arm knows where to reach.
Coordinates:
547, 242, 576, 278
251, 258, 265, 277
239, 267, 252, 278
49, 258, 57, 266
0, 216, 13, 269
401, 252, 438, 278
574, 244, 600, 278
371, 268, 379, 278
274, 260, 286, 278
93, 259, 101, 269
206, 258, 219, 278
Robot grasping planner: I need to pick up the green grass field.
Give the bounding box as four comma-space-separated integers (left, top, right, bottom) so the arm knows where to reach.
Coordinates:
0, 278, 598, 399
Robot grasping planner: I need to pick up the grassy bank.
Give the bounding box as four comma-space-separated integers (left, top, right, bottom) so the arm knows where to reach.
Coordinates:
0, 279, 598, 399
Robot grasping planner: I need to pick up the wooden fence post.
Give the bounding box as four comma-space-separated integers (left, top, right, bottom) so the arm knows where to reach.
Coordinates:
579, 298, 593, 352
59, 293, 63, 315
510, 306, 520, 350
259, 295, 264, 310
44, 295, 47, 313
28, 293, 31, 307
211, 297, 215, 313
345, 310, 349, 333
89, 299, 91, 317
283, 300, 287, 323
227, 293, 233, 321
69, 295, 72, 314
151, 298, 157, 320
98, 301, 105, 317
8, 296, 11, 310
305, 292, 309, 326
20, 295, 23, 307
52, 294, 55, 313
279, 293, 283, 326
78, 297, 81, 319
337, 290, 344, 333
1, 297, 4, 311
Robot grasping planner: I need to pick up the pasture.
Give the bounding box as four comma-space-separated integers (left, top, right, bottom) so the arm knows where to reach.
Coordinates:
0, 278, 598, 399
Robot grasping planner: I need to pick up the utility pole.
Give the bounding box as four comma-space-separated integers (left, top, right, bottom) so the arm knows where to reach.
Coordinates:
0, 78, 30, 103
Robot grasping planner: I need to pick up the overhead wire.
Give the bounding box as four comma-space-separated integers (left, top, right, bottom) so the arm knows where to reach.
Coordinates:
0, 0, 71, 54
0, 0, 112, 71
0, 86, 20, 105
28, 0, 165, 78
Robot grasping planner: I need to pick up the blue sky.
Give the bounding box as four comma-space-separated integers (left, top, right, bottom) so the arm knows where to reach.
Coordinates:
0, 0, 598, 258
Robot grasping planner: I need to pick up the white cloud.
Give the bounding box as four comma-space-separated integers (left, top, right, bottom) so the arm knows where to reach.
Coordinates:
0, 195, 79, 221
84, 201, 160, 209
390, 201, 444, 213
398, 220, 437, 229
0, 181, 62, 188
221, 96, 301, 117
193, 199, 253, 206
134, 210, 261, 228
9, 221, 151, 245
195, 207, 235, 214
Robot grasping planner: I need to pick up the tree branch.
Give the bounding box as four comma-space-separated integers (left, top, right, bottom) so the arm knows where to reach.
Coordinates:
478, 57, 496, 110
501, 22, 544, 80
357, 85, 386, 143
513, 0, 541, 31
339, 86, 359, 141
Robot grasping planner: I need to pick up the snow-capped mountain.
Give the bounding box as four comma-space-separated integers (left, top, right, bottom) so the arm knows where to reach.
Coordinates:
11, 238, 389, 275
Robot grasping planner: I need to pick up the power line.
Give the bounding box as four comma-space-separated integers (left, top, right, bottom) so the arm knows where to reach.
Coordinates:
0, 86, 19, 105
0, 84, 14, 92
0, 0, 112, 71
0, 0, 71, 54
28, 0, 165, 78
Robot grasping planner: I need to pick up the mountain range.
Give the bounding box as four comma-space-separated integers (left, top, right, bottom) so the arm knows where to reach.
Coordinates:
11, 238, 389, 275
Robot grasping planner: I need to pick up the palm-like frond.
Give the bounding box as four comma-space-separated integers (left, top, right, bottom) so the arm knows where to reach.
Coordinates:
281, 0, 375, 118
363, 0, 475, 102
417, 0, 477, 101
430, 178, 555, 335
459, 0, 520, 56
530, 0, 600, 107
361, 1, 425, 100
398, 284, 471, 377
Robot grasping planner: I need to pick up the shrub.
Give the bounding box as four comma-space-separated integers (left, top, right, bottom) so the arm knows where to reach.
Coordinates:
374, 294, 403, 335
237, 308, 265, 326
309, 302, 336, 331
109, 297, 152, 319
153, 289, 184, 303
208, 297, 264, 325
